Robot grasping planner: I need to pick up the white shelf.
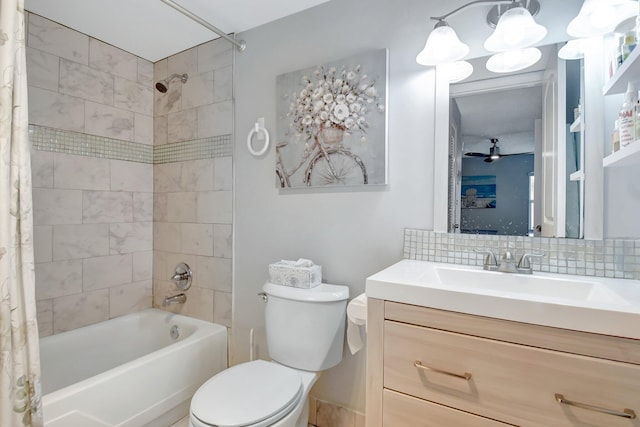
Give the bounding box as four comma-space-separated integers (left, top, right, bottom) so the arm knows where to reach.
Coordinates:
603, 142, 640, 168
569, 170, 584, 181
569, 116, 582, 133
603, 47, 640, 96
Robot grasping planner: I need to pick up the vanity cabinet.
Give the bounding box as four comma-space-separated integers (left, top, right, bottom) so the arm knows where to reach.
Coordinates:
366, 299, 640, 427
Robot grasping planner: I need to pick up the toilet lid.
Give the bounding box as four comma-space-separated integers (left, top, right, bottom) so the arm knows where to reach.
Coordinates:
191, 360, 303, 427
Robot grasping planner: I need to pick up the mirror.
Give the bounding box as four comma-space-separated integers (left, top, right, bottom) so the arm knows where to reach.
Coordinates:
446, 44, 584, 238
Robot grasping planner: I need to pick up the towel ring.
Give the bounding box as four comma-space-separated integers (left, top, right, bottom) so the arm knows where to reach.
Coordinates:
247, 120, 270, 156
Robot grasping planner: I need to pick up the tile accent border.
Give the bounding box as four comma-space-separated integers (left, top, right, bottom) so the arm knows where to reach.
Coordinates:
403, 229, 640, 280
30, 125, 233, 164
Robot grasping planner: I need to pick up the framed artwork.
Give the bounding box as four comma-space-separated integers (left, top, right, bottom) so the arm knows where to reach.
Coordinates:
461, 175, 496, 209
275, 49, 388, 188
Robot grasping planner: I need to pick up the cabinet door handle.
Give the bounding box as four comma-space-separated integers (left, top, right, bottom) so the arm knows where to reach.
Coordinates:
414, 360, 472, 381
555, 394, 636, 419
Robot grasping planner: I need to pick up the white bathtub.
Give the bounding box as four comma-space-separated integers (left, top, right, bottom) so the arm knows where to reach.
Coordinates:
40, 309, 227, 427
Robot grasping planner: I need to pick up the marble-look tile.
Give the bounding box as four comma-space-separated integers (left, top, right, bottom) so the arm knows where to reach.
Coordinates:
168, 47, 198, 76
133, 251, 153, 281
89, 38, 137, 81
198, 40, 232, 72
153, 251, 167, 281
60, 59, 114, 105
211, 257, 232, 292
154, 115, 168, 146
36, 299, 53, 337
213, 224, 232, 258
114, 76, 154, 116
182, 71, 214, 109
30, 150, 54, 188
27, 14, 89, 65
167, 192, 197, 223
156, 281, 213, 322
34, 260, 83, 300
154, 84, 182, 116
33, 188, 82, 225
133, 192, 154, 222
170, 416, 190, 427
54, 153, 110, 190
109, 280, 152, 318
85, 101, 134, 141
197, 101, 233, 138
181, 223, 214, 256
34, 225, 53, 264
83, 254, 133, 290
53, 290, 109, 333
214, 66, 232, 103
154, 162, 183, 192
197, 191, 232, 224
26, 47, 59, 91
183, 159, 214, 192
109, 222, 153, 254
213, 291, 232, 327
309, 397, 317, 425
154, 222, 181, 253
316, 400, 355, 427
28, 87, 85, 132
195, 256, 215, 289
138, 58, 154, 86
154, 59, 168, 83
214, 156, 233, 191
355, 413, 365, 427
52, 224, 109, 260
153, 192, 168, 222
110, 160, 153, 192
83, 191, 133, 224
168, 109, 198, 143
134, 113, 153, 145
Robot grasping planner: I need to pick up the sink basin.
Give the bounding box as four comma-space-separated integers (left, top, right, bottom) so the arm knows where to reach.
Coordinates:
366, 259, 640, 339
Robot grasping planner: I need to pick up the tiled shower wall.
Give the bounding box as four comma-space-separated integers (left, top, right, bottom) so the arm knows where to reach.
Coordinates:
151, 41, 233, 327
26, 12, 235, 334
27, 13, 154, 336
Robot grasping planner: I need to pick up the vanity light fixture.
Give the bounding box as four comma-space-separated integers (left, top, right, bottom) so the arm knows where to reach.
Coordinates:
416, 0, 545, 76
439, 61, 474, 83
567, 0, 638, 38
486, 47, 542, 73
558, 39, 586, 60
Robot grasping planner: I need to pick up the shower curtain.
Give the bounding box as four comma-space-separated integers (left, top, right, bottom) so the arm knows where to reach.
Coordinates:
0, 0, 43, 425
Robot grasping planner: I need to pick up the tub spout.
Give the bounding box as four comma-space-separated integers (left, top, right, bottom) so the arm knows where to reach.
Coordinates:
162, 293, 186, 307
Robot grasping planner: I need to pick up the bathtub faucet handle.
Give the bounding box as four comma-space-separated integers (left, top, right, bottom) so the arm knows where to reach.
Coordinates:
171, 262, 193, 290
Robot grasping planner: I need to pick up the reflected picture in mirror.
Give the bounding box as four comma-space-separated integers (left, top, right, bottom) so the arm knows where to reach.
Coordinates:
448, 44, 583, 238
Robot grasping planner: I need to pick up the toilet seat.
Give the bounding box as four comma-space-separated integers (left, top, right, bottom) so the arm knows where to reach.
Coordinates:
191, 360, 303, 427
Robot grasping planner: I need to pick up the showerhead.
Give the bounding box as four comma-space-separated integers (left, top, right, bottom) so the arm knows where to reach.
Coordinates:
155, 73, 188, 93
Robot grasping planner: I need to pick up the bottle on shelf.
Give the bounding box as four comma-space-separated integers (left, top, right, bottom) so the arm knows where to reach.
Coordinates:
619, 82, 637, 148
612, 119, 620, 153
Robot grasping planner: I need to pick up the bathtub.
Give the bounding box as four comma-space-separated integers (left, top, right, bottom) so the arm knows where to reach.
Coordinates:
40, 309, 227, 427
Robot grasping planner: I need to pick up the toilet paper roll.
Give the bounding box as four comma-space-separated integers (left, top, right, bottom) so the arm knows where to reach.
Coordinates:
346, 293, 367, 355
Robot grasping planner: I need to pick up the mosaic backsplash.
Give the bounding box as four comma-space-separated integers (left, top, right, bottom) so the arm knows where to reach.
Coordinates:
30, 125, 232, 164
404, 229, 640, 280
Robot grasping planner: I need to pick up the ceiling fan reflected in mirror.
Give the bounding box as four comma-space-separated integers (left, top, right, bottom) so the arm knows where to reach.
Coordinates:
464, 138, 532, 163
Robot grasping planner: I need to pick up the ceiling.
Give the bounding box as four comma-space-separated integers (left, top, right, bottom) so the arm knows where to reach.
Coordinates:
24, 0, 330, 62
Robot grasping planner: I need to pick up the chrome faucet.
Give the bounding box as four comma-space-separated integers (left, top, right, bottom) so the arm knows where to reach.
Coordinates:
498, 248, 518, 273
162, 293, 186, 307
516, 253, 545, 274
474, 249, 498, 271
475, 248, 545, 274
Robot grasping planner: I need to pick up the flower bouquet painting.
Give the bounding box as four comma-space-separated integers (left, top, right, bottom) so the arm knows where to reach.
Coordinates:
275, 49, 388, 188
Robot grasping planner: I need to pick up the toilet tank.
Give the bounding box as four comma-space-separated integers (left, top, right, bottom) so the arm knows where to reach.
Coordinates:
263, 282, 349, 371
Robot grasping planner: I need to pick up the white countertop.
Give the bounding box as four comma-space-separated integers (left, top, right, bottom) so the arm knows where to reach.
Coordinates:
366, 259, 640, 339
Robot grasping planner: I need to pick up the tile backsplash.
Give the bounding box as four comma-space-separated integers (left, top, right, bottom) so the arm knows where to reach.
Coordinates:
404, 229, 640, 280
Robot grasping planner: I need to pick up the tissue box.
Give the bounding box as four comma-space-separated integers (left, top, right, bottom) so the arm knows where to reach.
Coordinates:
268, 261, 322, 288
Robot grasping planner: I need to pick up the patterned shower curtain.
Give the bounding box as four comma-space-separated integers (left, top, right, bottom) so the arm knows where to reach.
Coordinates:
0, 0, 43, 425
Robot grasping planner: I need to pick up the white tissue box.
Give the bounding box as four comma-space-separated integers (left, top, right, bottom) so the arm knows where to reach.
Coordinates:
268, 261, 322, 288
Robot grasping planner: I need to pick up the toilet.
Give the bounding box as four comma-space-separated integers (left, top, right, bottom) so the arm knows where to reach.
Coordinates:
190, 281, 349, 427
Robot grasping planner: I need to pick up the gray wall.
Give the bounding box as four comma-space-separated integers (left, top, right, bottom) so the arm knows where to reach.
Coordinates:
234, 0, 435, 411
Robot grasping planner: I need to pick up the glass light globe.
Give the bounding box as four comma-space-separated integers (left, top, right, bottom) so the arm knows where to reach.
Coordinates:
416, 22, 469, 66
486, 48, 542, 73
484, 7, 547, 52
567, 0, 638, 37
439, 61, 474, 83
558, 39, 586, 60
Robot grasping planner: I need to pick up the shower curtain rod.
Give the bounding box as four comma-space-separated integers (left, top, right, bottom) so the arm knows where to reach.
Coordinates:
159, 0, 246, 52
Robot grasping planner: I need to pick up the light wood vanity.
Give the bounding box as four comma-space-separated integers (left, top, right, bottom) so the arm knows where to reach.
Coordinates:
365, 261, 640, 427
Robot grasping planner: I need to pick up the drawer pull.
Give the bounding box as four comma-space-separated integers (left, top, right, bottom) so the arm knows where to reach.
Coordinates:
555, 394, 636, 419
414, 360, 472, 381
